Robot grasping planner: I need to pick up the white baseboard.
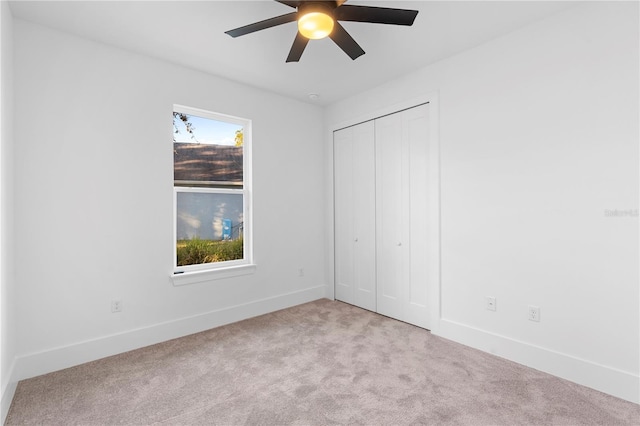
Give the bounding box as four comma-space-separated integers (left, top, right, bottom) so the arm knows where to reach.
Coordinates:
1, 381, 17, 425
10, 286, 326, 387
1, 359, 17, 425
434, 318, 639, 404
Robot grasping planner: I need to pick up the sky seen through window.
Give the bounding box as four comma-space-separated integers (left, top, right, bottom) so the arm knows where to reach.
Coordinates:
174, 113, 243, 146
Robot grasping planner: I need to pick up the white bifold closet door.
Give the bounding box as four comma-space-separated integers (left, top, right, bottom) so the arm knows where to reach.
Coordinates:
375, 104, 430, 329
334, 120, 377, 312
334, 103, 431, 329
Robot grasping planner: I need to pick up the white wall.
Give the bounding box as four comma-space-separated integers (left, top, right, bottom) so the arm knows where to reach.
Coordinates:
326, 2, 639, 403
11, 18, 325, 383
0, 0, 17, 420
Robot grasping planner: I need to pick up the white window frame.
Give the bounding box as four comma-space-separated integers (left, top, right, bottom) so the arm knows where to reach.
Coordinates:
171, 105, 254, 286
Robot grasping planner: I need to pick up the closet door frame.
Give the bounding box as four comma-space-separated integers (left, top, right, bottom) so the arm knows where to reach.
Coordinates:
327, 93, 441, 333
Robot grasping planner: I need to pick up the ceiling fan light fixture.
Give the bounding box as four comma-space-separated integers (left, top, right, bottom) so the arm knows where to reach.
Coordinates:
225, 0, 419, 62
298, 11, 334, 40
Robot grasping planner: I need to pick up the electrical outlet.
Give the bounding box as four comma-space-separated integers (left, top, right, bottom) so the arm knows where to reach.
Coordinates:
111, 300, 122, 313
486, 296, 496, 311
528, 305, 540, 322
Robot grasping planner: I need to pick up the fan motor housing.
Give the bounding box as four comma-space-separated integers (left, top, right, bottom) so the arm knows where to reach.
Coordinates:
298, 1, 339, 16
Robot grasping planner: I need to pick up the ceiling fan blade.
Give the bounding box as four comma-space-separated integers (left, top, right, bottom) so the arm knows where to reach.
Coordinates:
225, 12, 298, 38
286, 32, 310, 62
335, 5, 418, 26
275, 0, 301, 8
329, 22, 365, 60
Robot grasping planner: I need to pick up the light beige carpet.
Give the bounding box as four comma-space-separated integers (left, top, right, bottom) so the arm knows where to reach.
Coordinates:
6, 299, 640, 425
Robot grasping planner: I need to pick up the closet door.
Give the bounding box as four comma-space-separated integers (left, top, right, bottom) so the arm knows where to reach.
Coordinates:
375, 104, 430, 329
375, 112, 404, 319
334, 121, 376, 311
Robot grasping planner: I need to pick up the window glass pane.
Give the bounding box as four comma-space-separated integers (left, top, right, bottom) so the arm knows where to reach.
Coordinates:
173, 113, 243, 187
176, 191, 244, 266
174, 144, 243, 186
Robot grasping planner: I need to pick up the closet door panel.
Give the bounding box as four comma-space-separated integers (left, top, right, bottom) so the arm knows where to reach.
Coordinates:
375, 113, 404, 320
406, 104, 430, 329
334, 122, 376, 311
352, 122, 376, 311
375, 104, 430, 328
334, 127, 355, 305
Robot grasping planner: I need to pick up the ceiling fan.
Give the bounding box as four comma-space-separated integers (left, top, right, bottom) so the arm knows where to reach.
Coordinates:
225, 0, 419, 62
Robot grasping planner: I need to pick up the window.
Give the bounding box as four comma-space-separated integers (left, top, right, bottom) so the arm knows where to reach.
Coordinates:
172, 105, 253, 280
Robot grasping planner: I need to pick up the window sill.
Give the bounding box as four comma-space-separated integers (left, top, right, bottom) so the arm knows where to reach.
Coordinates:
171, 264, 257, 286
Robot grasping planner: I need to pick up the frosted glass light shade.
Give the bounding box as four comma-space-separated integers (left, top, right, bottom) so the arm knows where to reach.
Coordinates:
298, 12, 334, 39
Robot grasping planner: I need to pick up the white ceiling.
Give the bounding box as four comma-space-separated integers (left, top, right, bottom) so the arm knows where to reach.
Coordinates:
9, 0, 579, 105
